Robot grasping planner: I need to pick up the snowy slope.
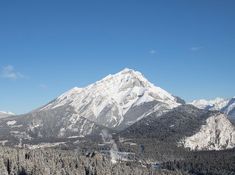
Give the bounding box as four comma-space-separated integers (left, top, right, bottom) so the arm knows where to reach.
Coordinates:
221, 97, 235, 118
0, 68, 182, 147
181, 113, 235, 150
0, 111, 14, 118
0, 106, 107, 147
40, 68, 182, 129
190, 98, 229, 110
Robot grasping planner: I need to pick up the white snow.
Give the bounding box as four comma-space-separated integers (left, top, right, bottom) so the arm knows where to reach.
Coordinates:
7, 120, 17, 126
28, 120, 42, 132
40, 68, 181, 128
135, 103, 169, 122
67, 136, 81, 139
224, 100, 235, 115
10, 131, 32, 140
41, 87, 83, 110
190, 97, 235, 116
181, 113, 235, 150
190, 97, 229, 111
0, 111, 14, 118
0, 140, 8, 146
10, 131, 20, 134
124, 142, 137, 146
11, 125, 23, 128
26, 142, 66, 149
0, 111, 14, 115
58, 128, 66, 137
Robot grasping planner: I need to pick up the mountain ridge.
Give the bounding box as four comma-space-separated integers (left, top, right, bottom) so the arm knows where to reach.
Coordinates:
0, 68, 234, 152
120, 105, 235, 150
0, 68, 182, 147
39, 68, 182, 129
191, 97, 235, 119
0, 111, 14, 118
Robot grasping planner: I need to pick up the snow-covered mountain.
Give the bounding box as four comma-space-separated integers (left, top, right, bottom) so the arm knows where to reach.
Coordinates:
190, 98, 229, 110
1, 68, 233, 151
121, 105, 235, 151
191, 97, 235, 118
182, 113, 235, 150
0, 111, 14, 118
0, 68, 183, 146
0, 106, 107, 146
40, 68, 182, 129
221, 97, 235, 118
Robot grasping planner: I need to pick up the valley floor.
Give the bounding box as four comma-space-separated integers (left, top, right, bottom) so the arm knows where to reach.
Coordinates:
0, 146, 190, 175
0, 145, 234, 175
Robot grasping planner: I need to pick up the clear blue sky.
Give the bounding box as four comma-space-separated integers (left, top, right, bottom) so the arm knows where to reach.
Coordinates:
0, 0, 234, 114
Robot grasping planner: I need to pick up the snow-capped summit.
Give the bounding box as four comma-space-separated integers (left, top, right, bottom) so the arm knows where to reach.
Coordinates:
190, 97, 235, 118
41, 68, 182, 129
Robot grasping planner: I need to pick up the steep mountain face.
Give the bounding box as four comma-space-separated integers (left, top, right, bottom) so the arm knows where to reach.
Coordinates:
120, 105, 235, 150
40, 68, 181, 129
120, 105, 207, 140
221, 97, 235, 118
191, 97, 235, 119
0, 111, 14, 118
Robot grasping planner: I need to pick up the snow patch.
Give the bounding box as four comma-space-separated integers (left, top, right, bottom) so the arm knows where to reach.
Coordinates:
7, 120, 17, 126
0, 140, 8, 146
26, 142, 66, 149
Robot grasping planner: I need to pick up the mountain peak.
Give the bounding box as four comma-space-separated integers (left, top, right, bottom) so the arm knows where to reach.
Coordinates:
98, 68, 146, 85
40, 69, 181, 128
117, 68, 143, 77
93, 68, 177, 103
119, 68, 135, 73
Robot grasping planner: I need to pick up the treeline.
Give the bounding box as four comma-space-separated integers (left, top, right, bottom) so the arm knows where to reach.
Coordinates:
161, 149, 235, 175
0, 146, 151, 175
